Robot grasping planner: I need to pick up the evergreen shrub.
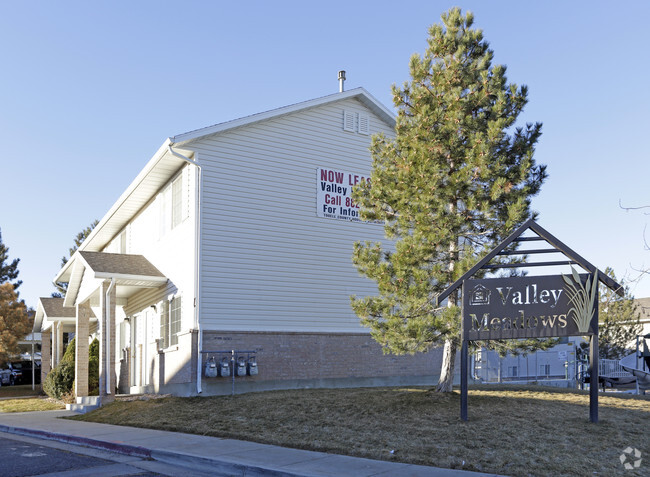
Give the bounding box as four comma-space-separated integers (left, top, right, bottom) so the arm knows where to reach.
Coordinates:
43, 337, 101, 399
43, 337, 75, 400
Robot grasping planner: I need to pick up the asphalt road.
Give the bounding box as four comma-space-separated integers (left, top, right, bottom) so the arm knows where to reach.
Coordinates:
0, 432, 216, 477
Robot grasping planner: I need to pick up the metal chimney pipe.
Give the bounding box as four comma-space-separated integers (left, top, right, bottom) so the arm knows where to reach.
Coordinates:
338, 70, 346, 92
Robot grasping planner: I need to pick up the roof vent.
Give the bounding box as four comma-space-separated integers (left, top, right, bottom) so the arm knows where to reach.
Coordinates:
338, 70, 346, 93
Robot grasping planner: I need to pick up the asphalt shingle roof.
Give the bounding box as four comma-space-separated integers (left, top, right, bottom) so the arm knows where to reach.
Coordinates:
79, 251, 165, 278
39, 297, 76, 318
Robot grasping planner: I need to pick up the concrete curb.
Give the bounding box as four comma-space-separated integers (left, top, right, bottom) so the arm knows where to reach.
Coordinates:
0, 423, 152, 459
0, 423, 315, 477
150, 448, 314, 477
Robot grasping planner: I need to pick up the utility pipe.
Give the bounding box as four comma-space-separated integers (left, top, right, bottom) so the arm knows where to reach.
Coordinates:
105, 278, 116, 395
167, 144, 203, 394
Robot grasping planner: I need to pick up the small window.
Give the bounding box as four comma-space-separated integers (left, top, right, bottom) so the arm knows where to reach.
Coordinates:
159, 173, 186, 240
119, 230, 127, 253
540, 364, 551, 376
508, 366, 518, 377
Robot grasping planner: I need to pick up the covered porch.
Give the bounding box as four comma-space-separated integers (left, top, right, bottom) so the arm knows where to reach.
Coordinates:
54, 250, 167, 409
34, 297, 89, 386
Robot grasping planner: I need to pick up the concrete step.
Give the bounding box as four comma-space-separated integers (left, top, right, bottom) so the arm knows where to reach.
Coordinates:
66, 396, 101, 414
75, 396, 101, 406
66, 402, 99, 414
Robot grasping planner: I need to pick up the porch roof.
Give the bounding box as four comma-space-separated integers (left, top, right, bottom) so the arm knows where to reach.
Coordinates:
33, 297, 83, 332
59, 251, 168, 308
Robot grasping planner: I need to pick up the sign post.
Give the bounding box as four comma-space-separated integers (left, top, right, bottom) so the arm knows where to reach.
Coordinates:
460, 280, 468, 421
589, 328, 599, 423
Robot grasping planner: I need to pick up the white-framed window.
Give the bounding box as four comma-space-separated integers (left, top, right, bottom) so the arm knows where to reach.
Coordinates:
172, 174, 183, 228
540, 364, 551, 376
169, 296, 182, 346
104, 228, 127, 253
158, 171, 188, 240
160, 295, 182, 348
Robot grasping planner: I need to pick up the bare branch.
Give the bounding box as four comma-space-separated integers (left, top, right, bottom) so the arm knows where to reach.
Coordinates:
619, 199, 650, 215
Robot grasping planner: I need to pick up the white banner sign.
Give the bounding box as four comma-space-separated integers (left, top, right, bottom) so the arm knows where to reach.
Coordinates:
316, 167, 370, 222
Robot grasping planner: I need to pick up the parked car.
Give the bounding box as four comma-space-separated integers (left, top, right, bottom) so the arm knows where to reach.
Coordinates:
0, 368, 12, 386
0, 364, 21, 386
14, 360, 40, 385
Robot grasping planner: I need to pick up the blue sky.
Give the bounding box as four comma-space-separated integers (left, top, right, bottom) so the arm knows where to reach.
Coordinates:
1, 1, 649, 309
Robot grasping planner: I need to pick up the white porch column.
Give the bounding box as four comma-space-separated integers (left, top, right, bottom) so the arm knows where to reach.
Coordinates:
99, 280, 117, 400
54, 322, 63, 367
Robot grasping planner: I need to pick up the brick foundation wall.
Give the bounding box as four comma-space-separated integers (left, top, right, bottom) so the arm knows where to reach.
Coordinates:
201, 331, 445, 383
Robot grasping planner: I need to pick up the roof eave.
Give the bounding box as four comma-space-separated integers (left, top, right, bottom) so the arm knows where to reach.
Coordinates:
33, 300, 45, 333
170, 88, 395, 146
76, 138, 176, 253
93, 271, 168, 285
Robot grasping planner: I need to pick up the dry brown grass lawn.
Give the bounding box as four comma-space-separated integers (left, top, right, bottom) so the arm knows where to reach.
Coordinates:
0, 398, 65, 412
71, 386, 649, 476
0, 384, 42, 399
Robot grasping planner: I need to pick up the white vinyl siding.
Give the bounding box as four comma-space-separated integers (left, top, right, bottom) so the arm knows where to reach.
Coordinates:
159, 185, 171, 239
188, 97, 394, 333
121, 164, 196, 346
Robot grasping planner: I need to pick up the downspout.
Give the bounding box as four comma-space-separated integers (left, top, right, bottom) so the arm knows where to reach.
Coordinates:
167, 143, 203, 394
105, 277, 116, 395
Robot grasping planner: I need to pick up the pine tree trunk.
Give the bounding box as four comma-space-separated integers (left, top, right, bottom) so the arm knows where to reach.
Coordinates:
436, 217, 459, 393
436, 338, 457, 392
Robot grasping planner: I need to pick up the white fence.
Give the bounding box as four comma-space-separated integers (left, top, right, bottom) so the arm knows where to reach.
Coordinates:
599, 359, 632, 378
473, 346, 577, 383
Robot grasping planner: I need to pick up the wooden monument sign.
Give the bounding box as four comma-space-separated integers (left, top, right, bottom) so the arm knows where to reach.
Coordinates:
436, 219, 623, 423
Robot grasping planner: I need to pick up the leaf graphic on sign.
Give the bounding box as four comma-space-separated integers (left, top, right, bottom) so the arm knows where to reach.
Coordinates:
562, 267, 597, 334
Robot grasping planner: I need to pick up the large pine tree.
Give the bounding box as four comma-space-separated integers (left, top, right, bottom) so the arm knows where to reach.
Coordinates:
351, 8, 547, 391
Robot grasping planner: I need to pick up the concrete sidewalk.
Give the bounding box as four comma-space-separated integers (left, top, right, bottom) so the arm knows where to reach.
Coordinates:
0, 410, 503, 477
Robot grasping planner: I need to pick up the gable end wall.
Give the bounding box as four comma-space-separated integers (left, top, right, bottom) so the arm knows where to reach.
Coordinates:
190, 97, 394, 333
